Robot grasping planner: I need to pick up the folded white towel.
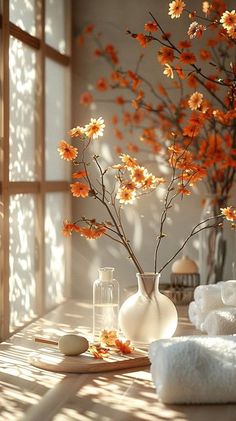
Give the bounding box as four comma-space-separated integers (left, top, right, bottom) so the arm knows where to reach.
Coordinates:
221, 280, 236, 306
193, 283, 223, 312
202, 307, 236, 335
188, 301, 208, 330
149, 336, 236, 404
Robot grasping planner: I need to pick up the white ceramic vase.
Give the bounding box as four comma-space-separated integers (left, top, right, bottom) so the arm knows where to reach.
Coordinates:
119, 273, 178, 348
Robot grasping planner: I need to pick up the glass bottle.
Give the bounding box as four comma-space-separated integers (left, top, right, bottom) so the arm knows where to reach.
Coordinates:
93, 267, 120, 342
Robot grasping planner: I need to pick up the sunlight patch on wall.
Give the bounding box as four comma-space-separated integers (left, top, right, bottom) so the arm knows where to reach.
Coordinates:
9, 37, 36, 181
9, 194, 36, 331
45, 192, 66, 310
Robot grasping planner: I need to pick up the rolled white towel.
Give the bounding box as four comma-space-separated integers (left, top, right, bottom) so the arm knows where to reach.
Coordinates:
221, 280, 236, 306
193, 283, 223, 312
202, 307, 236, 335
149, 336, 236, 404
188, 301, 208, 330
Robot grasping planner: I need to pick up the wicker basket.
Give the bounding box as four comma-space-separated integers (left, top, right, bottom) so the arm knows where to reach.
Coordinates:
160, 272, 200, 305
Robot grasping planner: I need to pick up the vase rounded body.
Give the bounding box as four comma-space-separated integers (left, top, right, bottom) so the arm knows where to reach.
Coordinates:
118, 273, 178, 348
199, 196, 235, 284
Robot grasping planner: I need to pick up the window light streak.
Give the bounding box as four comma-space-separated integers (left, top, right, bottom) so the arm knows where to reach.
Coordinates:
9, 37, 36, 182
9, 195, 36, 331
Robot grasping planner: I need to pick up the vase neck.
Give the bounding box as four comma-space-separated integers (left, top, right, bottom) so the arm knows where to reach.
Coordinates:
136, 273, 160, 298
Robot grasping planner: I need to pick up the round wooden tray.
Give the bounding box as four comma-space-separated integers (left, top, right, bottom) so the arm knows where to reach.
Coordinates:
29, 348, 150, 373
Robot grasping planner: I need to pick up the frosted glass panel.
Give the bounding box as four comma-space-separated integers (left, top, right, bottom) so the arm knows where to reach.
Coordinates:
9, 194, 37, 331
45, 58, 69, 180
45, 192, 67, 310
10, 0, 36, 36
9, 37, 36, 181
45, 0, 66, 54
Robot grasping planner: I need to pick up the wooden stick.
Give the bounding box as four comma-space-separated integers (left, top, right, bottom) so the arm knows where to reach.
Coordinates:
34, 337, 58, 346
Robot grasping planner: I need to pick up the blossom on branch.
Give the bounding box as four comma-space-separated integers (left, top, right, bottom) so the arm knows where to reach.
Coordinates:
168, 0, 186, 19
57, 140, 78, 161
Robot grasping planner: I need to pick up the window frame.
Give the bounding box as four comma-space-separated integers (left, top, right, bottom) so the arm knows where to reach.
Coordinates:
0, 0, 72, 340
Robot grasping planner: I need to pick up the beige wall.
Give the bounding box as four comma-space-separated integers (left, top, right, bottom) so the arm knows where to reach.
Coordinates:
71, 0, 236, 300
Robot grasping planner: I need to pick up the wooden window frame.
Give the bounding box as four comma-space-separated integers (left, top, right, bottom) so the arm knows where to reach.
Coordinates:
0, 0, 71, 340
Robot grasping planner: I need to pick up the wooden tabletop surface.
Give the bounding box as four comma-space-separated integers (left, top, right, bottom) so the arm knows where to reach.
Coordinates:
0, 300, 236, 421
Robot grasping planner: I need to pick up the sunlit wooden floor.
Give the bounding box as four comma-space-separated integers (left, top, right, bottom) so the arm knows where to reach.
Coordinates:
0, 300, 236, 421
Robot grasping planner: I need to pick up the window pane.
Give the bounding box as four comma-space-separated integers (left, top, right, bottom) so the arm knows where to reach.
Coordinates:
45, 192, 67, 310
45, 0, 66, 54
45, 58, 69, 180
9, 37, 37, 181
9, 194, 37, 331
10, 0, 36, 36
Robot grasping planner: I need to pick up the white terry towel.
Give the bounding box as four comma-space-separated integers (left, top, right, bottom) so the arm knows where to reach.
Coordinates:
221, 280, 236, 306
188, 301, 208, 330
202, 307, 236, 335
193, 283, 223, 312
149, 336, 236, 404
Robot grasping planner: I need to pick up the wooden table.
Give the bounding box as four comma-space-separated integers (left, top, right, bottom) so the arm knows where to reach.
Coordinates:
0, 300, 236, 421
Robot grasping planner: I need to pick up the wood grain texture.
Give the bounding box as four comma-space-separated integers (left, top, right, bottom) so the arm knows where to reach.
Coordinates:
29, 348, 150, 373
0, 299, 235, 421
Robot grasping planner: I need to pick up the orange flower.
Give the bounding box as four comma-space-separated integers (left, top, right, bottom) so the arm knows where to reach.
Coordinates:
202, 1, 211, 15
84, 117, 105, 139
72, 170, 87, 179
220, 207, 236, 221
115, 146, 122, 155
131, 91, 144, 109
227, 26, 236, 39
122, 180, 136, 190
116, 96, 125, 106
96, 77, 108, 91
68, 126, 84, 138
62, 220, 75, 237
80, 226, 107, 239
178, 185, 191, 195
183, 123, 201, 137
136, 33, 150, 48
58, 140, 78, 161
175, 65, 185, 79
100, 329, 118, 346
114, 128, 123, 140
163, 63, 174, 79
178, 40, 191, 49
127, 70, 141, 91
220, 10, 236, 30
111, 114, 118, 125
187, 73, 198, 88
80, 91, 93, 106
120, 154, 138, 168
142, 174, 158, 190
88, 345, 110, 359
116, 187, 136, 204
144, 21, 158, 32
157, 47, 174, 65
188, 92, 203, 110
131, 166, 147, 184
199, 49, 212, 61
127, 143, 140, 153
105, 44, 119, 65
115, 339, 134, 354
70, 182, 89, 198
179, 51, 196, 64
84, 24, 95, 34
168, 0, 186, 19
187, 21, 206, 39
